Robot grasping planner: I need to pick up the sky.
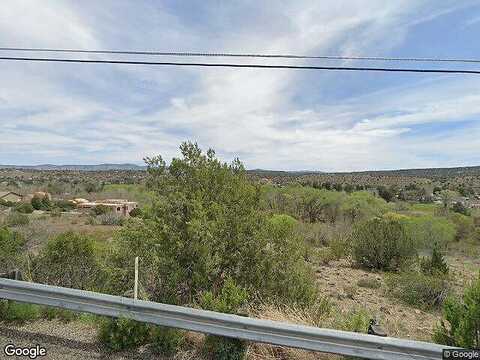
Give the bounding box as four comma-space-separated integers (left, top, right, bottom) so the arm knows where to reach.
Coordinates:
0, 0, 480, 172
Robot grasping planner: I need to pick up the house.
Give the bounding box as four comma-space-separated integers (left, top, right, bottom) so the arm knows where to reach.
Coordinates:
0, 191, 23, 203
75, 198, 138, 216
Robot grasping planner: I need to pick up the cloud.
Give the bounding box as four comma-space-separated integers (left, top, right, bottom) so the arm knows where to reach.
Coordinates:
0, 0, 479, 170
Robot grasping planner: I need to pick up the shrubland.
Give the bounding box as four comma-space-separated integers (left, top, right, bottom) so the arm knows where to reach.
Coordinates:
1, 141, 479, 358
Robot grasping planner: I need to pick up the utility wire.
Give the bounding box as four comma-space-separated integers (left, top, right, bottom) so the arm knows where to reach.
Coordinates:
0, 47, 480, 64
1, 56, 480, 74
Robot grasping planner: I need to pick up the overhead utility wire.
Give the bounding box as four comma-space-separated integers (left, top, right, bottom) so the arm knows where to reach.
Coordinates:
0, 56, 480, 74
0, 47, 480, 64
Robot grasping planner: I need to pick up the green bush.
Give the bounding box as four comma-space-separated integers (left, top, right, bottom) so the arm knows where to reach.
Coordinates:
0, 227, 26, 273
201, 279, 248, 360
129, 207, 142, 218
31, 195, 52, 211
150, 326, 184, 356
92, 204, 112, 216
351, 217, 416, 271
0, 300, 40, 323
336, 308, 371, 333
5, 212, 29, 226
54, 200, 74, 211
386, 271, 449, 309
32, 232, 104, 290
40, 307, 78, 322
433, 274, 480, 348
419, 246, 449, 275
404, 215, 456, 250
97, 317, 151, 351
203, 336, 247, 360
14, 202, 34, 214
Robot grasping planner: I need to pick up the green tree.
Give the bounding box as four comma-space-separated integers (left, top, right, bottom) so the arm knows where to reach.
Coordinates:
32, 232, 104, 290
107, 142, 316, 306
0, 227, 25, 273
351, 216, 416, 271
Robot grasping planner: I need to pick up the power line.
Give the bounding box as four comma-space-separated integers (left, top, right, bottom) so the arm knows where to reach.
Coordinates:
0, 47, 480, 64
1, 56, 480, 74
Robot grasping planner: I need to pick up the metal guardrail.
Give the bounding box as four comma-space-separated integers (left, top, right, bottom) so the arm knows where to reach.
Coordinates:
0, 279, 450, 359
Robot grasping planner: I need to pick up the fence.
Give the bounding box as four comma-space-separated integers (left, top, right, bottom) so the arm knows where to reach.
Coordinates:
0, 278, 451, 359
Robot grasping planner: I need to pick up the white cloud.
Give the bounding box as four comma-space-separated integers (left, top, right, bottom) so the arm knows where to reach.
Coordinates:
0, 0, 479, 170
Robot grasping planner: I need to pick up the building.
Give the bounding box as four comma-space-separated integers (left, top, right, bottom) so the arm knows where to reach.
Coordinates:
0, 191, 23, 203
75, 198, 138, 216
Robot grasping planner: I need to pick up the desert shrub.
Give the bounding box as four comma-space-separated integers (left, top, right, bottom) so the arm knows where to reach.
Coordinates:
32, 232, 104, 290
0, 300, 40, 323
107, 143, 317, 308
340, 191, 388, 223
97, 317, 151, 351
31, 195, 52, 211
150, 326, 185, 356
14, 202, 34, 214
386, 271, 449, 309
351, 217, 416, 271
0, 227, 26, 273
97, 212, 124, 226
328, 233, 350, 260
314, 247, 336, 265
40, 307, 78, 322
336, 308, 371, 333
448, 213, 475, 241
129, 207, 142, 218
433, 275, 480, 348
91, 204, 112, 216
357, 278, 381, 289
404, 215, 456, 250
54, 200, 74, 211
419, 246, 449, 275
201, 278, 249, 360
203, 336, 247, 360
5, 212, 29, 226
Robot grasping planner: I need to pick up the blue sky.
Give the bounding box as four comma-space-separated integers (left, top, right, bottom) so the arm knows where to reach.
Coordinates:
1, 0, 480, 171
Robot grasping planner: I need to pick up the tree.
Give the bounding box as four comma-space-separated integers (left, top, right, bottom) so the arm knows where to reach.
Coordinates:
32, 232, 103, 290
439, 190, 455, 211
452, 201, 470, 216
107, 142, 317, 306
351, 216, 416, 271
0, 228, 25, 273
31, 195, 52, 211
377, 186, 395, 202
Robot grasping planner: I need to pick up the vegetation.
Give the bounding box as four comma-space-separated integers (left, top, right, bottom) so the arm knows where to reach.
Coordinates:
433, 274, 480, 348
1, 143, 479, 356
386, 271, 449, 309
0, 227, 25, 273
31, 232, 104, 290
351, 216, 416, 271
107, 142, 317, 307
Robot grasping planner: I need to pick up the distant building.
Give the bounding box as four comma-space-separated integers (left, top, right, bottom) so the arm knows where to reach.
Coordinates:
0, 191, 23, 203
74, 198, 138, 216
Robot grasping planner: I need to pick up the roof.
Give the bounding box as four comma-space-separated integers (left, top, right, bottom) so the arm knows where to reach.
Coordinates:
0, 191, 23, 199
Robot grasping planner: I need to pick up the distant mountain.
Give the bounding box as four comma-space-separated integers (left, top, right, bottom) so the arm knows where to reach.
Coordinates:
0, 164, 147, 171
247, 169, 323, 177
